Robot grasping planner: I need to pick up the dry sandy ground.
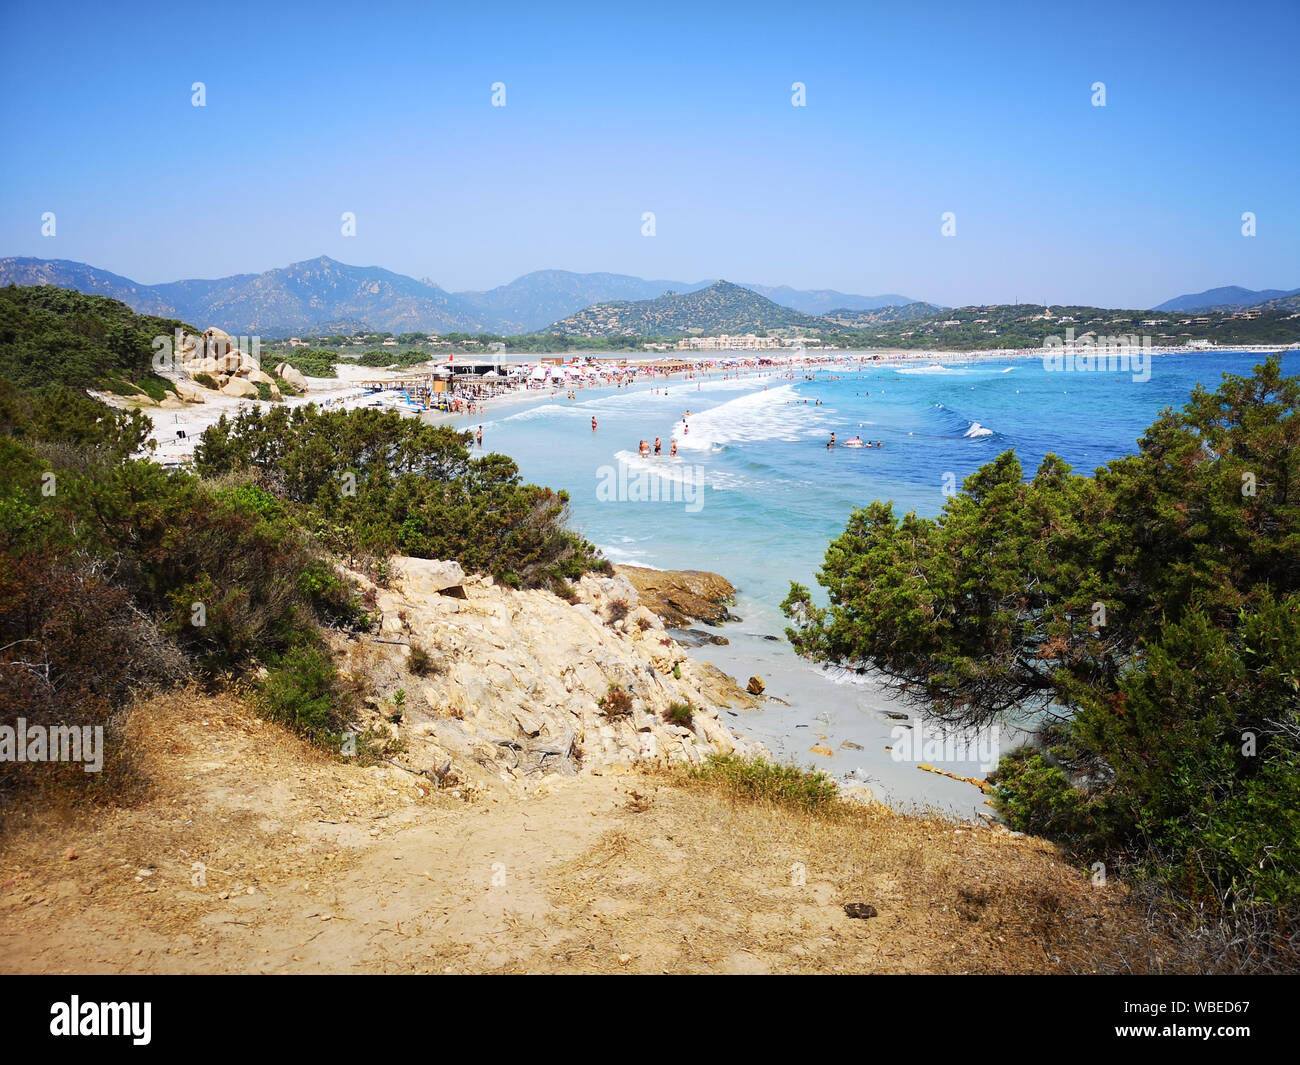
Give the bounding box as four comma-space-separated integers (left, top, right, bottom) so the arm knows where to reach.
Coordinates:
0, 690, 1162, 974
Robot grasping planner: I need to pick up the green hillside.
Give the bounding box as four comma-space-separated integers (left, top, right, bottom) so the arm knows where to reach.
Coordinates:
546, 280, 827, 337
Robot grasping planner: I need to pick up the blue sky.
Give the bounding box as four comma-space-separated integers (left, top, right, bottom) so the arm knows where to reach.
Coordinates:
1, 0, 1296, 307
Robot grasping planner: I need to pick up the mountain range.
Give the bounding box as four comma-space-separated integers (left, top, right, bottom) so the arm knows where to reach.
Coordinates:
1152, 285, 1300, 314
2, 255, 1294, 337
0, 256, 920, 337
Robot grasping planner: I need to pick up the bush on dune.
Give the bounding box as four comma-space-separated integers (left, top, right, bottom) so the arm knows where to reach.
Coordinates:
194, 404, 609, 589
784, 357, 1300, 955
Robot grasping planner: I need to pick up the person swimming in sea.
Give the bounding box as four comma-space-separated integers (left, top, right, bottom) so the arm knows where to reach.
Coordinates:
653, 436, 661, 456
476, 425, 483, 446
591, 416, 597, 432
670, 439, 677, 456
827, 432, 836, 449
639, 439, 650, 457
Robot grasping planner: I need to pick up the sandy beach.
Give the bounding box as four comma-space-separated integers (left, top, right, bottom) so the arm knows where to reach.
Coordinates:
117, 345, 1058, 465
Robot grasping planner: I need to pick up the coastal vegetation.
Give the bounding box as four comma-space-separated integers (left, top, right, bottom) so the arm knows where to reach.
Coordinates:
275, 347, 338, 378
0, 293, 606, 807
0, 379, 365, 804
192, 404, 608, 592
0, 284, 189, 393
686, 754, 841, 815
784, 356, 1300, 962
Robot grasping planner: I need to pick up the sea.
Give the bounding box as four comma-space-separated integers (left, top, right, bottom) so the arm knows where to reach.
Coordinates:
443, 348, 1299, 818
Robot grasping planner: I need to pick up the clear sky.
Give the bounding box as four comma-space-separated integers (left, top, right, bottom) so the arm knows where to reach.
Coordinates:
1, 0, 1296, 307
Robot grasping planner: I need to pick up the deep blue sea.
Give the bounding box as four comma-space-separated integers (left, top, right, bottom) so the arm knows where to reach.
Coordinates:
449, 348, 1299, 814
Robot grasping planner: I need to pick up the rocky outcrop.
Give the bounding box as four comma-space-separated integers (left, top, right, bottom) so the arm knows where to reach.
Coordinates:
615, 566, 738, 627
335, 561, 765, 793
220, 376, 258, 398
388, 557, 464, 592
163, 328, 303, 401
275, 363, 309, 393
173, 379, 207, 403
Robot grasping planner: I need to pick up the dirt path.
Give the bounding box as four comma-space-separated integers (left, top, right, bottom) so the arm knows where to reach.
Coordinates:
0, 690, 1160, 974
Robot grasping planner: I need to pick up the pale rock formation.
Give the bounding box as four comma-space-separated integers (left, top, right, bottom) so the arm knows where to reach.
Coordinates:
335, 559, 766, 794
173, 380, 208, 404
275, 363, 309, 393
220, 376, 258, 398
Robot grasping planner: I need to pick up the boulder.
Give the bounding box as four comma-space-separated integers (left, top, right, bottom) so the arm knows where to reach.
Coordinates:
746, 675, 765, 695
616, 566, 736, 626
276, 363, 309, 392
220, 376, 258, 398
203, 327, 234, 354
174, 379, 208, 403
244, 367, 275, 386
390, 557, 466, 594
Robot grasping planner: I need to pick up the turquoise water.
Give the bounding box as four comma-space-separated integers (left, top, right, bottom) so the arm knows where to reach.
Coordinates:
472, 350, 1297, 614
448, 349, 1299, 814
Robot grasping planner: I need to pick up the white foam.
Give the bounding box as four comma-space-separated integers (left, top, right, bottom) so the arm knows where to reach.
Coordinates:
672, 384, 828, 453
897, 363, 957, 375
963, 421, 994, 438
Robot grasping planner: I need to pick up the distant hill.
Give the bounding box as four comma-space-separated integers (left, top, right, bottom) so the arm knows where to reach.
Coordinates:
819, 302, 946, 328
739, 283, 919, 315
455, 270, 714, 333
0, 256, 931, 337
0, 258, 182, 317
162, 256, 488, 336
545, 281, 830, 337
0, 255, 488, 337
1153, 285, 1300, 313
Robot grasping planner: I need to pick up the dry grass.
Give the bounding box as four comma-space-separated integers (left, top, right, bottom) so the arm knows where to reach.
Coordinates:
1, 689, 1178, 975
536, 766, 1170, 974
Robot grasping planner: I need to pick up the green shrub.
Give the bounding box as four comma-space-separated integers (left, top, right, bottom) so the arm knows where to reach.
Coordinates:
988, 748, 1092, 843
297, 560, 363, 629
255, 643, 350, 744
193, 372, 218, 389
0, 285, 194, 392
691, 754, 841, 814
135, 374, 174, 402
254, 381, 273, 402
784, 357, 1300, 927
193, 405, 608, 589
279, 349, 338, 378
103, 377, 141, 396
664, 702, 694, 728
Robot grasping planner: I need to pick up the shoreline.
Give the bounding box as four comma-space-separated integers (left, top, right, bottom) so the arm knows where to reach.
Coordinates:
121, 342, 1299, 465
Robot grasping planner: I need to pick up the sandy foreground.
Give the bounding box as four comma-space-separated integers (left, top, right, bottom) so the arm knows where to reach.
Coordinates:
0, 688, 1164, 975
